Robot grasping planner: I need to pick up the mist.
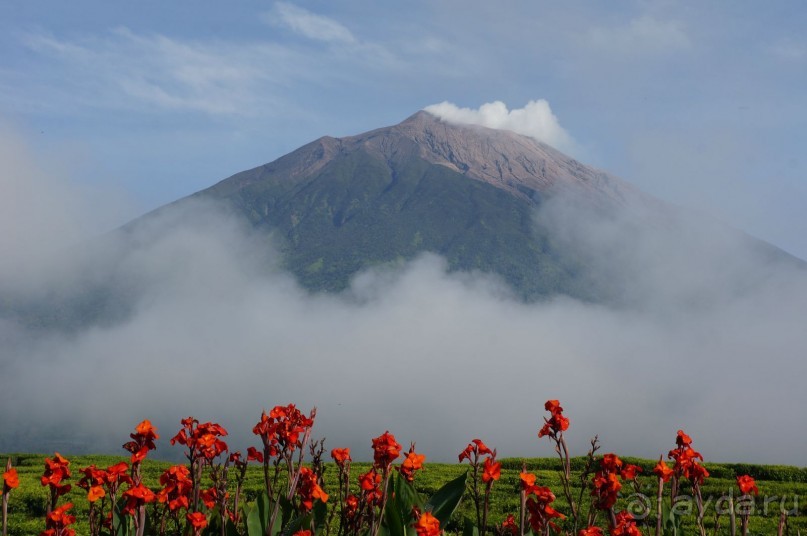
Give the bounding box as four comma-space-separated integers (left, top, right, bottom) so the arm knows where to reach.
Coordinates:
1, 131, 806, 466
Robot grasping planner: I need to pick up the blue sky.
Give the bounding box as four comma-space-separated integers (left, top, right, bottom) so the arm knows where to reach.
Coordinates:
2, 0, 806, 257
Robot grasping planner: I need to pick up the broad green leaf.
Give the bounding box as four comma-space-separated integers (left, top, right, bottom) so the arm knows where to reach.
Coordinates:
246, 492, 272, 536
425, 470, 468, 526
462, 516, 479, 536
313, 498, 328, 531
280, 513, 312, 536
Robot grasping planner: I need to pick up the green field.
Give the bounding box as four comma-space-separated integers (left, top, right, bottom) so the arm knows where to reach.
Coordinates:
2, 453, 805, 535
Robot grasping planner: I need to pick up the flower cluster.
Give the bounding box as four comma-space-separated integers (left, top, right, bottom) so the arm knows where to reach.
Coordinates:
170, 418, 229, 462
156, 465, 193, 512
40, 503, 76, 536
123, 420, 160, 464
521, 472, 565, 533
252, 404, 314, 459
668, 430, 709, 485
399, 444, 426, 483
538, 399, 570, 439
41, 453, 72, 509
611, 511, 641, 536
371, 431, 402, 470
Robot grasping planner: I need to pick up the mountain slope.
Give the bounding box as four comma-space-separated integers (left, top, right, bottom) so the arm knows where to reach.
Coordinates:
1, 111, 803, 334
173, 111, 663, 300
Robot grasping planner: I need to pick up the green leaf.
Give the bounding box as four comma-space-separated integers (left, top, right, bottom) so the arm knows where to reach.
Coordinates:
425, 471, 468, 526
112, 499, 132, 536
280, 513, 312, 536
395, 473, 424, 516
462, 516, 479, 536
313, 499, 328, 531
246, 492, 272, 536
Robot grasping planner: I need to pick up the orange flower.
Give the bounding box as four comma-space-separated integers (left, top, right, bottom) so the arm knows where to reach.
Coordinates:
591, 456, 623, 510
41, 453, 72, 498
520, 472, 539, 494
371, 431, 402, 469
87, 485, 106, 502
545, 400, 563, 414
578, 527, 604, 536
538, 400, 570, 439
123, 420, 159, 464
737, 475, 758, 496
400, 445, 426, 482
458, 439, 492, 463
413, 511, 441, 536
186, 511, 208, 529
247, 446, 264, 463
501, 514, 519, 535
611, 511, 641, 536
525, 490, 565, 534
296, 467, 328, 511
331, 448, 351, 468
620, 464, 642, 481
122, 483, 156, 514
2, 467, 19, 493
482, 457, 501, 483
653, 457, 673, 483
675, 430, 692, 448
42, 502, 76, 535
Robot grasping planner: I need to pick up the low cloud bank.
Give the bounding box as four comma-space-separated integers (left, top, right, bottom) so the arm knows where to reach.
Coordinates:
424, 100, 576, 154
1, 127, 805, 465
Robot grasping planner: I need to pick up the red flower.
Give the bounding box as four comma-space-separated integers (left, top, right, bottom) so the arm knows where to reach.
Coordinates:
3, 467, 19, 493
611, 511, 642, 536
252, 405, 314, 459
171, 418, 229, 462
620, 464, 642, 481
501, 514, 519, 535
293, 531, 312, 536
331, 447, 351, 468
247, 446, 264, 463
87, 486, 106, 502
400, 445, 426, 482
675, 430, 692, 448
579, 527, 604, 536
296, 467, 328, 511
41, 453, 72, 498
458, 439, 492, 463
538, 400, 570, 439
42, 502, 77, 535
482, 457, 501, 483
122, 483, 156, 514
371, 431, 402, 469
123, 420, 159, 464
358, 470, 382, 504
736, 475, 759, 496
652, 457, 673, 483
520, 472, 539, 494
591, 455, 624, 510
525, 489, 565, 534
668, 433, 709, 486
413, 512, 442, 536
186, 511, 208, 529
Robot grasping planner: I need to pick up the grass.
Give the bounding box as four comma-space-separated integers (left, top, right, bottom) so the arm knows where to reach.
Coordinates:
2, 453, 805, 535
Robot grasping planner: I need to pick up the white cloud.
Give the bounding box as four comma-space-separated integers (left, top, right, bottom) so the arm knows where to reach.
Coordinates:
269, 3, 356, 44
21, 28, 301, 116
424, 100, 576, 153
587, 15, 691, 56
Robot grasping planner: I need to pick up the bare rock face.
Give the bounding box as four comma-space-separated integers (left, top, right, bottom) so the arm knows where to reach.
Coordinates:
341, 110, 646, 207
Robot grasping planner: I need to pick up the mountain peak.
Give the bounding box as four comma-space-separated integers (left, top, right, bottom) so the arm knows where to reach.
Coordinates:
333, 110, 640, 205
